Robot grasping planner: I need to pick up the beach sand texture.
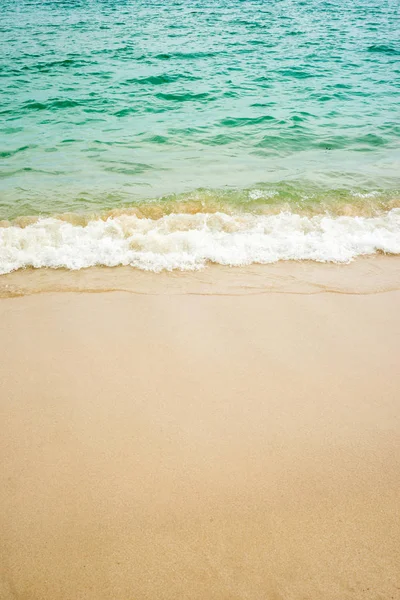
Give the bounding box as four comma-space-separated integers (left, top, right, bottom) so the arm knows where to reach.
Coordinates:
1, 268, 400, 599
2, 0, 400, 596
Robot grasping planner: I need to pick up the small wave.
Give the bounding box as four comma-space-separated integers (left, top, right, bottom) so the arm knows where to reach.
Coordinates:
114, 107, 137, 117
51, 99, 81, 110
0, 145, 35, 159
141, 134, 169, 144
21, 101, 47, 111
123, 73, 200, 85
20, 98, 81, 112
20, 58, 91, 73
155, 91, 210, 102
1, 210, 399, 275
220, 115, 276, 127
367, 45, 400, 56
153, 51, 218, 60
277, 68, 317, 79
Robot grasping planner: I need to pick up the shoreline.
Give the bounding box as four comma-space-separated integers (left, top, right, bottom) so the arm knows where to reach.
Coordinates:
1, 208, 400, 275
1, 254, 400, 298
1, 262, 400, 599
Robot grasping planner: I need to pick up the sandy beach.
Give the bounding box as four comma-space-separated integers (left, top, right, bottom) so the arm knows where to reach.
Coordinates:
1, 261, 400, 600
2, 0, 400, 595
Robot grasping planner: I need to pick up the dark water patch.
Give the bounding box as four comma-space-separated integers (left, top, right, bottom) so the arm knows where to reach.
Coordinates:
232, 19, 268, 29
51, 99, 81, 109
277, 67, 318, 79
21, 101, 47, 111
233, 47, 258, 55
222, 90, 239, 98
17, 98, 81, 112
92, 139, 129, 147
123, 73, 200, 86
254, 76, 272, 84
248, 39, 274, 46
114, 108, 137, 117
0, 66, 26, 77
298, 111, 317, 119
0, 145, 35, 158
153, 53, 172, 61
92, 46, 142, 61
61, 139, 83, 144
290, 115, 306, 123
141, 134, 169, 144
311, 94, 333, 102
220, 115, 276, 127
367, 45, 399, 56
250, 102, 277, 108
20, 58, 92, 73
168, 23, 189, 30
155, 91, 210, 102
154, 51, 219, 60
84, 72, 113, 80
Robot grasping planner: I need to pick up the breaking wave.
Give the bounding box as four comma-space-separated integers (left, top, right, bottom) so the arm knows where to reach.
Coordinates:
1, 209, 399, 274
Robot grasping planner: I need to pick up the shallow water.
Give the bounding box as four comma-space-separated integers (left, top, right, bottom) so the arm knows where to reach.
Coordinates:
1, 0, 400, 271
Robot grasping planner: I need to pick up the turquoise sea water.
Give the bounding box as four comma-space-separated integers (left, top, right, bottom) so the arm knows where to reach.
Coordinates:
1, 0, 400, 272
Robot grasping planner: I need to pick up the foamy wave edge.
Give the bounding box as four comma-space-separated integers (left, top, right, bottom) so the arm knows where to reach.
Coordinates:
1, 210, 400, 274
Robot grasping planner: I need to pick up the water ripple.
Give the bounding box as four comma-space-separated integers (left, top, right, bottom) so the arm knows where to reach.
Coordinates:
0, 0, 399, 219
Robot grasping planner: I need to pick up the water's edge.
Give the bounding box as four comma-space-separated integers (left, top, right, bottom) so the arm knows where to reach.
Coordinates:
1, 255, 399, 299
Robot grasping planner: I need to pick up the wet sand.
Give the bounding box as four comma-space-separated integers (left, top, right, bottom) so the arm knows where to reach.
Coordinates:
1, 265, 400, 599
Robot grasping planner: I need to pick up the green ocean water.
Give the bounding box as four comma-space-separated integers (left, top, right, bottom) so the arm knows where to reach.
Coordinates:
1, 0, 400, 217
0, 0, 400, 273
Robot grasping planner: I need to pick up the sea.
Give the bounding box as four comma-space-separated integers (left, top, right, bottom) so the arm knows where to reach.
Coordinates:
1, 0, 400, 273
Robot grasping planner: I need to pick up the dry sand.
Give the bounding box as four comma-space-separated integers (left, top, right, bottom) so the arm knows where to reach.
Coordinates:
1, 262, 400, 599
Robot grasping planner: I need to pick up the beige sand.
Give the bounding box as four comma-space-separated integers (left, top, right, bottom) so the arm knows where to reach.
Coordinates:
1, 266, 400, 599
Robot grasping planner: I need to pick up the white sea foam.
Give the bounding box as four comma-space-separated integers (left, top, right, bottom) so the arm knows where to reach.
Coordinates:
1, 210, 400, 274
248, 189, 278, 200
351, 191, 381, 199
